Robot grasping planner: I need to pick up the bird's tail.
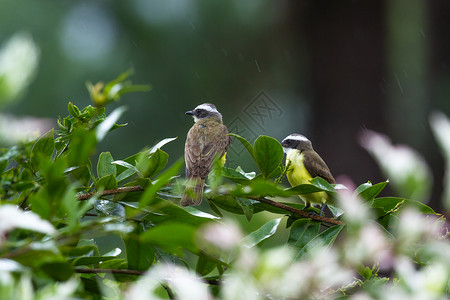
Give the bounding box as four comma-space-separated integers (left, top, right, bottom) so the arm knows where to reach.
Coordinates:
181, 177, 205, 206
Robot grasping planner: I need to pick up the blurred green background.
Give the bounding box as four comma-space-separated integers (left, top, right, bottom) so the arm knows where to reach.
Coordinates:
1, 0, 450, 213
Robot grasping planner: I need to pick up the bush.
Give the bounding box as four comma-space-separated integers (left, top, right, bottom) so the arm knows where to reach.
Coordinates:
0, 73, 448, 300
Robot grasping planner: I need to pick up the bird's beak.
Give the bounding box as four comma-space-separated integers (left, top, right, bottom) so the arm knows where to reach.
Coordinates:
185, 110, 194, 115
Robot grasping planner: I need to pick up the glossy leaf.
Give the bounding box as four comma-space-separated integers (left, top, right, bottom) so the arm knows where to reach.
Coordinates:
139, 148, 169, 178
31, 129, 54, 169
309, 177, 336, 193
68, 129, 97, 165
372, 197, 437, 215
285, 183, 325, 195
222, 167, 251, 184
95, 173, 117, 190
97, 152, 116, 178
96, 106, 127, 141
357, 181, 388, 201
149, 137, 177, 154
196, 254, 217, 276
237, 197, 254, 221
228, 133, 255, 160
242, 218, 282, 248
295, 225, 345, 260
253, 135, 284, 179
72, 256, 117, 267
112, 160, 142, 182
139, 159, 183, 208
124, 224, 155, 271
40, 261, 74, 281
140, 223, 197, 254
288, 219, 321, 250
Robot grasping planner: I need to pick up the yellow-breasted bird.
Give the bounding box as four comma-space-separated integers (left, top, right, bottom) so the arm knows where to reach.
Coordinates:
182, 103, 231, 206
281, 134, 335, 215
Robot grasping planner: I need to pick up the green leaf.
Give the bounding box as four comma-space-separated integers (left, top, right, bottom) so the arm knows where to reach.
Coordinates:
124, 224, 155, 271
112, 160, 142, 182
31, 129, 54, 169
72, 256, 117, 266
309, 177, 336, 193
253, 135, 284, 179
40, 261, 74, 281
288, 219, 321, 250
232, 180, 291, 198
65, 164, 92, 186
95, 173, 117, 190
68, 102, 81, 117
68, 128, 97, 165
96, 106, 127, 141
237, 197, 254, 221
140, 148, 169, 178
355, 182, 372, 195
196, 254, 217, 276
149, 137, 177, 154
357, 181, 388, 201
295, 225, 345, 260
242, 218, 282, 248
209, 195, 244, 214
228, 133, 255, 160
97, 152, 116, 178
285, 183, 326, 195
140, 223, 197, 254
372, 197, 437, 215
139, 159, 183, 208
222, 167, 252, 184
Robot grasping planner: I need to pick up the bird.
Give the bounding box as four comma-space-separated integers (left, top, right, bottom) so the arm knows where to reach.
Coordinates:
182, 103, 232, 206
280, 133, 335, 216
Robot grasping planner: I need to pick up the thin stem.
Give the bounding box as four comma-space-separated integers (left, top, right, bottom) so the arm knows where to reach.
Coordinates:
18, 193, 31, 209
248, 196, 344, 225
274, 161, 291, 186
75, 268, 144, 276
77, 186, 144, 200
78, 185, 344, 225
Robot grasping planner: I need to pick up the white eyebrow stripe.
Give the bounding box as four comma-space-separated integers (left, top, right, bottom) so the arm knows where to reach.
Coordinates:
285, 134, 309, 142
195, 104, 218, 113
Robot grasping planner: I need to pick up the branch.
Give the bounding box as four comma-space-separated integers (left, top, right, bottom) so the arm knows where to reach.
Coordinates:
77, 185, 344, 225
77, 186, 144, 200
74, 268, 220, 286
75, 268, 144, 275
248, 196, 344, 225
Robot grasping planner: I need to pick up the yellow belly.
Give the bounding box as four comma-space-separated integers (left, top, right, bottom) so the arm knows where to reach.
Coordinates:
286, 149, 328, 205
220, 152, 227, 166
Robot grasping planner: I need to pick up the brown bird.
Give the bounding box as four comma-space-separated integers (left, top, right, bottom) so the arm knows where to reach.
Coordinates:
182, 103, 231, 206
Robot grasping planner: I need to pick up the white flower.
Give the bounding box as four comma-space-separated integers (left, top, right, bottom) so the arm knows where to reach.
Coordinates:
126, 264, 210, 300
0, 32, 39, 104
360, 130, 432, 202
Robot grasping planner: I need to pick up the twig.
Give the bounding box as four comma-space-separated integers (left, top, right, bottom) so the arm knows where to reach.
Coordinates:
18, 193, 31, 209
162, 284, 175, 300
77, 185, 344, 225
74, 268, 220, 286
248, 196, 344, 225
274, 161, 291, 185
75, 268, 144, 276
77, 186, 144, 200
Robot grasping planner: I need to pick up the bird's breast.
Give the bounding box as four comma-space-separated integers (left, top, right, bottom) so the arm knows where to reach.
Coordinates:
286, 149, 313, 186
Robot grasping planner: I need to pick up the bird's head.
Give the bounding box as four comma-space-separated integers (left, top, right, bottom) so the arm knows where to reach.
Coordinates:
186, 103, 223, 123
281, 133, 313, 154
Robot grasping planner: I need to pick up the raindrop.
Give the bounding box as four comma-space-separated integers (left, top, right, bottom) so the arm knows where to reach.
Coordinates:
255, 59, 261, 72
394, 74, 404, 93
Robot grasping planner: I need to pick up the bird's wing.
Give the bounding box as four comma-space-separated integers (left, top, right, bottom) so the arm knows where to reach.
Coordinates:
185, 122, 231, 179
303, 151, 336, 184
